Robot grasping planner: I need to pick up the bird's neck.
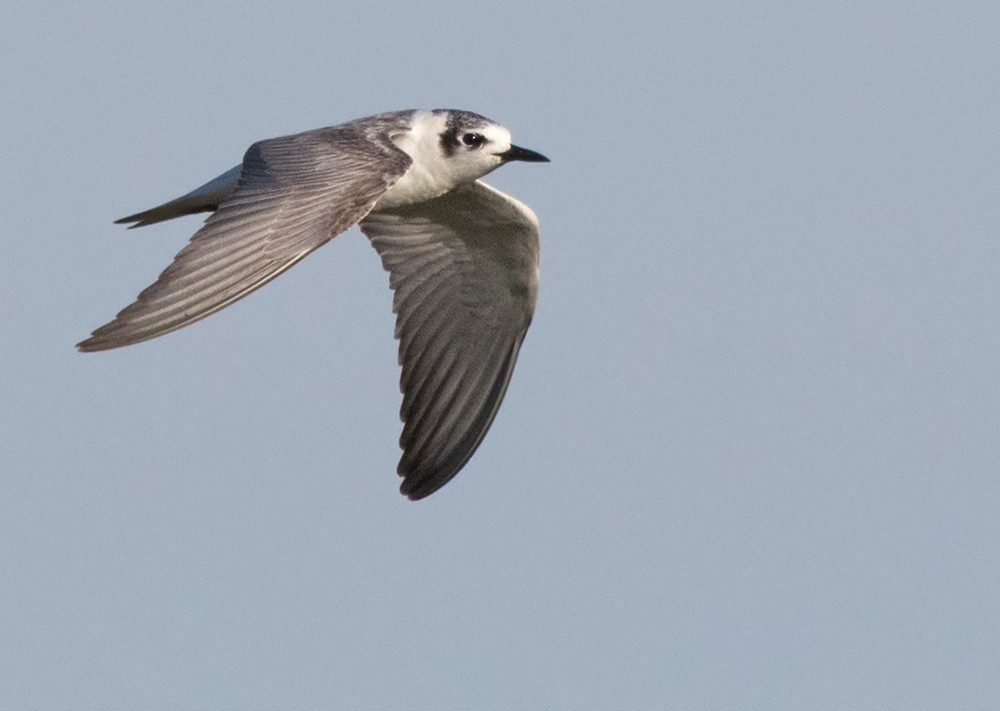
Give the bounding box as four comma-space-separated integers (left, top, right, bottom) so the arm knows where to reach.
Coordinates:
377, 111, 459, 209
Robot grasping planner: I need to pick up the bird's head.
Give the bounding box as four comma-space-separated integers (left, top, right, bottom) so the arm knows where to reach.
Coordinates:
435, 109, 549, 183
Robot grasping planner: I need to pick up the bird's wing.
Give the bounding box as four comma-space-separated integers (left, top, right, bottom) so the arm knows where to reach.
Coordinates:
360, 180, 540, 499
78, 126, 412, 351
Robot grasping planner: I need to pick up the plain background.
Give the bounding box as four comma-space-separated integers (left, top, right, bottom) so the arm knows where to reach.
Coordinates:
3, 2, 999, 709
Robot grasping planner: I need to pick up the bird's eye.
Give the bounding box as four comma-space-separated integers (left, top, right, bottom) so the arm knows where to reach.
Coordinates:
462, 132, 486, 148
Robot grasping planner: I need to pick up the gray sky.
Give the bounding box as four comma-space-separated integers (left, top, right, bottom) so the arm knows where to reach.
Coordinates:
3, 2, 999, 708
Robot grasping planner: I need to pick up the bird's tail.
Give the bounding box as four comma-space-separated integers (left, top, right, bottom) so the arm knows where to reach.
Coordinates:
115, 164, 243, 228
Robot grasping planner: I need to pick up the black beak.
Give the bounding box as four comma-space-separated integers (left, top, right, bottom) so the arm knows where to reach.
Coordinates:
500, 144, 550, 163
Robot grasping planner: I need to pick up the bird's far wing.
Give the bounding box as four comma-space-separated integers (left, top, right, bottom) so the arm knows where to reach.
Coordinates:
359, 180, 540, 499
78, 126, 412, 351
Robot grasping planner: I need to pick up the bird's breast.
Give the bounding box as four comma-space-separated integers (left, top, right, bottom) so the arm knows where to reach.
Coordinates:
375, 164, 454, 209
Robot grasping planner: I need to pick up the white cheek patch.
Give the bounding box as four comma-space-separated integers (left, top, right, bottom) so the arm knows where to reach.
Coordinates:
484, 126, 513, 156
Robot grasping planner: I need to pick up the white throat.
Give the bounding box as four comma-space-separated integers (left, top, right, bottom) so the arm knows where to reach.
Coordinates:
376, 111, 455, 209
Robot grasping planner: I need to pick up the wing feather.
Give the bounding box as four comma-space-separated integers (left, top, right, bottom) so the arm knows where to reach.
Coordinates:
360, 180, 540, 499
78, 125, 411, 352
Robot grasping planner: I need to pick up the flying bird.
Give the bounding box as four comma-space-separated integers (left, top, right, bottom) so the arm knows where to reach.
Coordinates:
78, 109, 549, 500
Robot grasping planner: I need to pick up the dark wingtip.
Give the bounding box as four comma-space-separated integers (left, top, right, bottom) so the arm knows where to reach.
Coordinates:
400, 475, 427, 501
399, 470, 445, 501
76, 336, 103, 352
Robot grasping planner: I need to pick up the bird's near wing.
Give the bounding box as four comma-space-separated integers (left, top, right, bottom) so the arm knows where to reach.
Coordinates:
78, 126, 412, 351
360, 180, 540, 499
